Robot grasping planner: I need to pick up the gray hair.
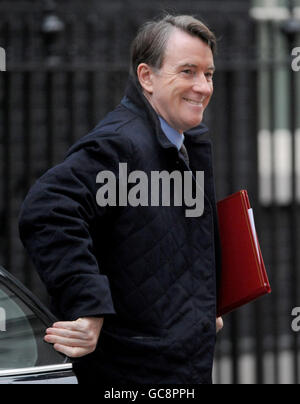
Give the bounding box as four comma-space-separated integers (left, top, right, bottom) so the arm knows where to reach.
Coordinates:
130, 14, 217, 83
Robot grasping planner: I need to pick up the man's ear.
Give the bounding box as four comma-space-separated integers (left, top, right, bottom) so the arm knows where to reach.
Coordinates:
137, 63, 154, 94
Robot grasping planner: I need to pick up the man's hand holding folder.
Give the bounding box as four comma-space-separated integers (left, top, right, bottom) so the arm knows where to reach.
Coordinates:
217, 190, 271, 317
216, 317, 224, 333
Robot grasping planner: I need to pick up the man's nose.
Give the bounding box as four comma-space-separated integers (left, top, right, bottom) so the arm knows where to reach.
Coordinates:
192, 74, 213, 95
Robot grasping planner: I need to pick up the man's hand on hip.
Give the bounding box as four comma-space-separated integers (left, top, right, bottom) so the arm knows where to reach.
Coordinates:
44, 317, 104, 358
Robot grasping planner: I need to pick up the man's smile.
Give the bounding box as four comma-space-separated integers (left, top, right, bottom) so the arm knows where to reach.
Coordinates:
182, 96, 206, 107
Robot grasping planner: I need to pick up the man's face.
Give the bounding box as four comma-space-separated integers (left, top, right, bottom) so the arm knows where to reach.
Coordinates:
141, 29, 215, 134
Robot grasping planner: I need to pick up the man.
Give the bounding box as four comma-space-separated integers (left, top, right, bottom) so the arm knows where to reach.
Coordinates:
19, 14, 223, 384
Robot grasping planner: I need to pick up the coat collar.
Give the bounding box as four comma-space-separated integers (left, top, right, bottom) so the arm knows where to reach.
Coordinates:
121, 76, 210, 151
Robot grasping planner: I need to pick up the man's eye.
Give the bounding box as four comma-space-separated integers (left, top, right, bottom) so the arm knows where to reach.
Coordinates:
205, 73, 214, 80
182, 69, 193, 75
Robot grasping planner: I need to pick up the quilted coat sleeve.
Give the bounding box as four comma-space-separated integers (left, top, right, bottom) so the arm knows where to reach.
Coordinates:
19, 133, 132, 321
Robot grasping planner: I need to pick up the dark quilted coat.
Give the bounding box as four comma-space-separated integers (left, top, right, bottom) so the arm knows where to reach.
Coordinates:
19, 77, 221, 384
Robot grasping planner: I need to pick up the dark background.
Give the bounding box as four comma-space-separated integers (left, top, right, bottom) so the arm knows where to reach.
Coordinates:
0, 0, 300, 384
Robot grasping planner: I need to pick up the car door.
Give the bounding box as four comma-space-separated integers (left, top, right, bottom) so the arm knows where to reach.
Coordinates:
0, 266, 77, 384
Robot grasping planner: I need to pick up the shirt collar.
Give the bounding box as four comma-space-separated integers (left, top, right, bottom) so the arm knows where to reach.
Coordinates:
158, 116, 184, 151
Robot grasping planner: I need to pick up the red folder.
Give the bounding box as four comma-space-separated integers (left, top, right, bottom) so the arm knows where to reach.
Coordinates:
217, 190, 271, 317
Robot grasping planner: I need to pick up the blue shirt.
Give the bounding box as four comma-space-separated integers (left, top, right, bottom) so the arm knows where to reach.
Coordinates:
158, 117, 184, 151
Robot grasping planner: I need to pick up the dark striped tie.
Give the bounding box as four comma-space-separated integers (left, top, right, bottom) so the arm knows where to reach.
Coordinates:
179, 143, 190, 167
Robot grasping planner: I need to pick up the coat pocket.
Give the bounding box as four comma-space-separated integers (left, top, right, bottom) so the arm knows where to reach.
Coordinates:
125, 335, 161, 342
102, 328, 161, 342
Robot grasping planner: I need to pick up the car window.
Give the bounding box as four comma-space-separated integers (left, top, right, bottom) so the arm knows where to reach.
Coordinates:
0, 283, 65, 370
